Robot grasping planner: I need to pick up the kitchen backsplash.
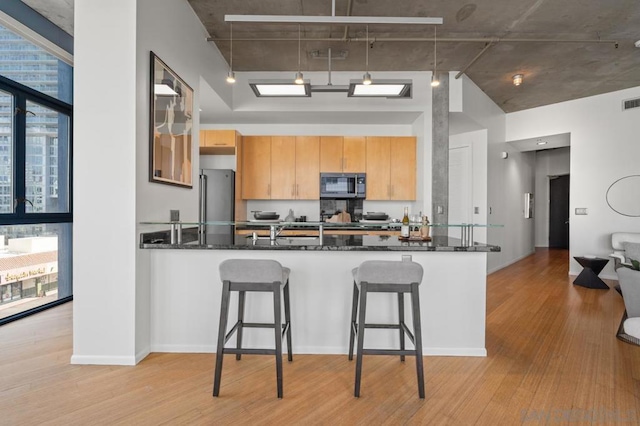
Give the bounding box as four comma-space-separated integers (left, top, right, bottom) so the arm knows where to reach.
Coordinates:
246, 200, 422, 222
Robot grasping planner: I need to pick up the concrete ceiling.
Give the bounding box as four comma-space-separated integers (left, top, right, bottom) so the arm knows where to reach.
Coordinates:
20, 0, 73, 36
188, 0, 640, 113
19, 0, 640, 113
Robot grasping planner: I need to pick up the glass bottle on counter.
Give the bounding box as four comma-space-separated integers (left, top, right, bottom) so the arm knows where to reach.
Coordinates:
401, 207, 410, 238
420, 215, 430, 240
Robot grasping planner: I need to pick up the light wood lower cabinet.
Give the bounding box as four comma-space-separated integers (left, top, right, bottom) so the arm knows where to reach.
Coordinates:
366, 136, 416, 200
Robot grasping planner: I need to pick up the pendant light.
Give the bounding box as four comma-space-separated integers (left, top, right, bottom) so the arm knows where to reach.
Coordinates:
294, 24, 304, 84
226, 23, 236, 83
431, 26, 440, 87
362, 25, 372, 85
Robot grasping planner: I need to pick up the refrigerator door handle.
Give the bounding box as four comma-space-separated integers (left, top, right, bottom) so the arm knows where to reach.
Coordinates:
199, 173, 207, 239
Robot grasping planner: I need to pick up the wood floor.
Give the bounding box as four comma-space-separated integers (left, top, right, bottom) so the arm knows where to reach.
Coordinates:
2, 249, 639, 425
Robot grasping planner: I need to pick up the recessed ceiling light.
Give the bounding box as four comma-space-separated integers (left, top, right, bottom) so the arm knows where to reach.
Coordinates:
249, 80, 311, 97
348, 80, 412, 98
536, 140, 547, 145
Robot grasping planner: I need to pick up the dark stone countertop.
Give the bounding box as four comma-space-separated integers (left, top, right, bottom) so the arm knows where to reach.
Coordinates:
139, 230, 500, 252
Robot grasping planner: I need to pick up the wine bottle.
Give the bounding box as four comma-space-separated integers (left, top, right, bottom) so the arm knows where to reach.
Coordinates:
401, 207, 410, 238
420, 215, 430, 239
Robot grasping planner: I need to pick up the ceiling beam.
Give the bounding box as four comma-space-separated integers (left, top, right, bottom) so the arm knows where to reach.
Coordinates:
224, 15, 443, 25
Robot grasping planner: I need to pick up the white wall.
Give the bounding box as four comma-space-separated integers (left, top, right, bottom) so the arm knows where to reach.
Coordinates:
73, 0, 138, 365
452, 75, 536, 273
73, 0, 231, 365
507, 87, 640, 279
449, 130, 488, 243
534, 147, 571, 247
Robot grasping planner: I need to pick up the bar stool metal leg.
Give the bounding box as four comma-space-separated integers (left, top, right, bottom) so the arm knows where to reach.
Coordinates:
273, 282, 284, 399
411, 283, 425, 399
236, 290, 246, 361
354, 283, 368, 397
213, 280, 231, 397
283, 280, 293, 362
398, 293, 405, 362
348, 281, 359, 361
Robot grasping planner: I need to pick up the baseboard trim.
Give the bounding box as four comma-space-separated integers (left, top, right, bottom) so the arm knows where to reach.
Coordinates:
149, 344, 486, 357
488, 250, 536, 275
70, 354, 137, 366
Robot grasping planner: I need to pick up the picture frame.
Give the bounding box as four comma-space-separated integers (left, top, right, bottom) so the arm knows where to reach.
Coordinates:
149, 51, 193, 188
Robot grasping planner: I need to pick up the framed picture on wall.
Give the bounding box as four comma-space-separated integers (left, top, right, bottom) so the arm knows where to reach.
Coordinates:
149, 51, 193, 188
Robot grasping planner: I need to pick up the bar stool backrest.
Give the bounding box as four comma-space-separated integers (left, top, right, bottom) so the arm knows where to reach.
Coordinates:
354, 260, 423, 285
220, 259, 286, 284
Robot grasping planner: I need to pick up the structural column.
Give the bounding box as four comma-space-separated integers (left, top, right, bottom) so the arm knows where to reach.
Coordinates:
431, 72, 449, 236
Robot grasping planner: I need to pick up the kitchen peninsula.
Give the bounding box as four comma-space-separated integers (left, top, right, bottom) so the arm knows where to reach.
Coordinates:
141, 222, 500, 357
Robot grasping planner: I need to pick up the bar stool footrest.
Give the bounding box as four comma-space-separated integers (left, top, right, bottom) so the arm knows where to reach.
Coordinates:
224, 348, 277, 356
362, 349, 418, 356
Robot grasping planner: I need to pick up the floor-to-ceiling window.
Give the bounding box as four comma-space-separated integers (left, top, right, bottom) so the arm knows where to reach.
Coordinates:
0, 22, 72, 324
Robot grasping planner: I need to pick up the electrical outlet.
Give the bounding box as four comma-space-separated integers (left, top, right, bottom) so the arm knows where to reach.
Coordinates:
402, 255, 412, 262
474, 207, 480, 214
170, 210, 180, 221
575, 208, 588, 215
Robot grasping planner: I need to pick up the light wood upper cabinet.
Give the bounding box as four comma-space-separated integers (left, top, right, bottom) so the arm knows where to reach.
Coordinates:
365, 136, 416, 200
199, 130, 237, 155
320, 136, 366, 172
295, 136, 320, 199
366, 137, 392, 200
234, 136, 247, 221
270, 136, 296, 199
242, 136, 271, 199
319, 136, 343, 172
343, 137, 366, 172
241, 136, 320, 200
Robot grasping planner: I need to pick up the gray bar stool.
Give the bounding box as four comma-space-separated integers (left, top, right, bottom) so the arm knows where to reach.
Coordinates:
213, 259, 293, 398
348, 260, 425, 398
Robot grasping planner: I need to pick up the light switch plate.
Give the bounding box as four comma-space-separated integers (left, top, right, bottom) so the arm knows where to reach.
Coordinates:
575, 208, 588, 215
474, 207, 480, 214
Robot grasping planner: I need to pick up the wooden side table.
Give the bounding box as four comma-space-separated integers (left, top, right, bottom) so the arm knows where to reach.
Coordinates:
573, 256, 610, 289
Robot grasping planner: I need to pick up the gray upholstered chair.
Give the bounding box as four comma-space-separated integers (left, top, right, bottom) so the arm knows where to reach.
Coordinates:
617, 267, 640, 346
348, 260, 425, 398
213, 259, 292, 398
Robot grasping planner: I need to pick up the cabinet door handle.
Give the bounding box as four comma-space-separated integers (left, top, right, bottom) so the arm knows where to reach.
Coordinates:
292, 184, 295, 196
296, 184, 300, 197
390, 185, 394, 198
268, 184, 271, 196
387, 184, 391, 197
343, 158, 346, 170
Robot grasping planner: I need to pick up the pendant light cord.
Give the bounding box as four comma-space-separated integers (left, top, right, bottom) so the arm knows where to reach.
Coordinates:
298, 24, 301, 72
433, 26, 436, 77
230, 23, 233, 72
365, 25, 369, 72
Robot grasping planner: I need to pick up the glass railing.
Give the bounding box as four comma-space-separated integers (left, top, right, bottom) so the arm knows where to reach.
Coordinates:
139, 220, 502, 247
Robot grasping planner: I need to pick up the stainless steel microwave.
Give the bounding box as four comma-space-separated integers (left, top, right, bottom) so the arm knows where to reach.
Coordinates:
320, 173, 366, 199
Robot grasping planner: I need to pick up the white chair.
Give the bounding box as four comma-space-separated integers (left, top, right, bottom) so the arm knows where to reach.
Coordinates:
610, 232, 640, 270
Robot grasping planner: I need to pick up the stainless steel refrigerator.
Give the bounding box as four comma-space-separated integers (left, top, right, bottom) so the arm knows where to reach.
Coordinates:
199, 169, 235, 242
